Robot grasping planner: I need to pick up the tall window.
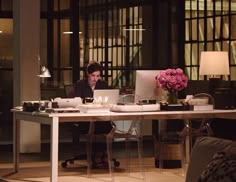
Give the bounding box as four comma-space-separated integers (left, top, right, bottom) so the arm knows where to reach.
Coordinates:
82, 1, 144, 88
185, 0, 236, 80
0, 0, 13, 143
41, 0, 146, 89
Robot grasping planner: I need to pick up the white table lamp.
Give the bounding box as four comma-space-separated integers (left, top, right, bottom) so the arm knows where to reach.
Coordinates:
199, 51, 230, 95
199, 51, 230, 77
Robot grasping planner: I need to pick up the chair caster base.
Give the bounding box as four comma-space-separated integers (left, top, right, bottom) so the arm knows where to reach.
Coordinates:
61, 161, 67, 168
112, 159, 120, 167
61, 159, 120, 169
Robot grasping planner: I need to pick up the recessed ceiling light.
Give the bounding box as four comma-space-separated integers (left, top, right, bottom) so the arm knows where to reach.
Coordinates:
0, 31, 3, 33
63, 31, 73, 34
63, 31, 82, 34
122, 28, 146, 31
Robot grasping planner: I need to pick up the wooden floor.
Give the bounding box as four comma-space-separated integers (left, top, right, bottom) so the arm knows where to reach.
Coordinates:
0, 159, 185, 182
0, 141, 186, 182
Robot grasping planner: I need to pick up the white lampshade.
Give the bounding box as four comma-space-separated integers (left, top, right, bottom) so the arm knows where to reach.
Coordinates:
199, 51, 230, 76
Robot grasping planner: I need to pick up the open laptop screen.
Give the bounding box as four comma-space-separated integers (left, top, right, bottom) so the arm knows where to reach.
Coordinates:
93, 89, 120, 104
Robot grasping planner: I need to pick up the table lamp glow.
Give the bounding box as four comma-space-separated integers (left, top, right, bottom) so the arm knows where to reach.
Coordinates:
199, 51, 230, 77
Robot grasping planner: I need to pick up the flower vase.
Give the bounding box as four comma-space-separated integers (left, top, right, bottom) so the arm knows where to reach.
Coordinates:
167, 89, 178, 104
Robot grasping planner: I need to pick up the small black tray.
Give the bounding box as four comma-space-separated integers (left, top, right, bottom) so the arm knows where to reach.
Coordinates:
160, 102, 193, 111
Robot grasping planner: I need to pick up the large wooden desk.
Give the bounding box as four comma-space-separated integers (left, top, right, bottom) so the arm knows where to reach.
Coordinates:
12, 109, 236, 182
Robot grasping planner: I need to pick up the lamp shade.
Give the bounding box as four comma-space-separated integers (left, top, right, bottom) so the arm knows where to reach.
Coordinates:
38, 66, 51, 78
199, 51, 230, 76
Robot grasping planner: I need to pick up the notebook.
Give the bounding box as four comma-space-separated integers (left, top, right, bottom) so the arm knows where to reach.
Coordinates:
93, 89, 120, 104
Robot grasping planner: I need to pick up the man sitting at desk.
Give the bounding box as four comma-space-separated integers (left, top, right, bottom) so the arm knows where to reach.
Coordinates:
75, 61, 112, 168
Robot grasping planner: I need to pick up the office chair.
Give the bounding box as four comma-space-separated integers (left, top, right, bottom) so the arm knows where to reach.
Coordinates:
64, 84, 76, 98
156, 93, 215, 175
107, 94, 145, 181
184, 93, 215, 147
61, 84, 119, 176
61, 84, 89, 169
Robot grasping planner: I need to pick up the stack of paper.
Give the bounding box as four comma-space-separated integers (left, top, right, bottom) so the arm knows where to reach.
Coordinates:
77, 104, 111, 113
193, 104, 214, 111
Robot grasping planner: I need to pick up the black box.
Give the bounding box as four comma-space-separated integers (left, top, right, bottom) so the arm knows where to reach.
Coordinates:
213, 87, 235, 109
160, 102, 192, 111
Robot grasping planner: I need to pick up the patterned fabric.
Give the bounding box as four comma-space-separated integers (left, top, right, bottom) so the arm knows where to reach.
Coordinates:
198, 151, 236, 182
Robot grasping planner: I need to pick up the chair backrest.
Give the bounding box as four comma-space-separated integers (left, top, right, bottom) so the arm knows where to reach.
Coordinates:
117, 94, 137, 104
64, 84, 75, 98
112, 94, 142, 134
189, 93, 215, 108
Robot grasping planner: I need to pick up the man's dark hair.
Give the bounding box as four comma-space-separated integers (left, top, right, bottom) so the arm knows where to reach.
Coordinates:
87, 61, 102, 74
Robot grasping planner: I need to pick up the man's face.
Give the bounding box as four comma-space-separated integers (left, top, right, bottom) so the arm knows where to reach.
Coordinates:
87, 70, 101, 87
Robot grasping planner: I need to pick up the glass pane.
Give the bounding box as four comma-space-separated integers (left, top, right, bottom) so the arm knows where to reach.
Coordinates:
54, 0, 58, 11
185, 44, 191, 66
191, 44, 198, 66
54, 0, 70, 11
206, 1, 213, 15
206, 43, 213, 50
214, 16, 221, 39
185, 20, 190, 41
185, 10, 190, 19
0, 19, 13, 68
1, 0, 12, 11
198, 10, 204, 18
40, 0, 48, 11
230, 42, 236, 65
191, 66, 198, 80
222, 41, 228, 51
62, 70, 73, 85
231, 16, 236, 39
60, 0, 70, 10
40, 19, 47, 66
230, 67, 236, 80
192, 19, 198, 40
223, 16, 229, 39
60, 19, 70, 67
198, 18, 205, 41
207, 18, 213, 40
80, 36, 84, 64
199, 43, 205, 54
185, 67, 190, 79
53, 20, 58, 68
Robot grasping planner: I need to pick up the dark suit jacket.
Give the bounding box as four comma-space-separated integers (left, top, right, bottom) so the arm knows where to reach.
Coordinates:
75, 79, 107, 98
74, 78, 111, 135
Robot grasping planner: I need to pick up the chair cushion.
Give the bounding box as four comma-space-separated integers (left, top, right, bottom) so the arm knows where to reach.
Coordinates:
185, 136, 236, 182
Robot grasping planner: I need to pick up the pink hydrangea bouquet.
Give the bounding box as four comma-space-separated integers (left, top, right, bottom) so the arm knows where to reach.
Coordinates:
156, 68, 188, 91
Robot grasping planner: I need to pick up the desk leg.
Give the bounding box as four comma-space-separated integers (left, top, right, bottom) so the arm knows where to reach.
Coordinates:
185, 120, 190, 164
13, 113, 20, 172
51, 117, 59, 182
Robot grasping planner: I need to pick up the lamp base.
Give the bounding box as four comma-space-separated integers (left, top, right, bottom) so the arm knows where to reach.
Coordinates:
209, 78, 221, 95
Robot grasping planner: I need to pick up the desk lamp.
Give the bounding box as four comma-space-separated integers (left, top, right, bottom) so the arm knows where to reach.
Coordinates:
38, 66, 51, 78
37, 54, 51, 84
199, 51, 230, 94
37, 56, 51, 110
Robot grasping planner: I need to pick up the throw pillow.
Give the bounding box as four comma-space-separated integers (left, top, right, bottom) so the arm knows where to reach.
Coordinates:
198, 151, 236, 182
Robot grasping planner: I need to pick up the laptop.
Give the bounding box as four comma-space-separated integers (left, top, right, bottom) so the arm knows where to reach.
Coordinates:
93, 89, 120, 104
